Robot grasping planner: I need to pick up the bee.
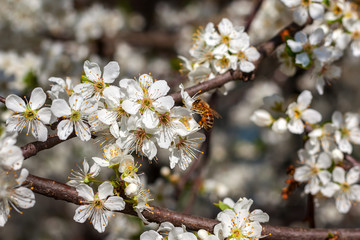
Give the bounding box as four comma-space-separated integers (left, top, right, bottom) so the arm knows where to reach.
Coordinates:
191, 98, 221, 131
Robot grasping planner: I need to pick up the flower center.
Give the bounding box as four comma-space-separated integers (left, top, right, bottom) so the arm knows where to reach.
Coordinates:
217, 56, 230, 69
237, 51, 246, 60
294, 109, 302, 119
222, 35, 230, 45
332, 5, 342, 15
93, 199, 104, 208
301, 0, 310, 7
70, 110, 81, 121
93, 80, 105, 92
341, 182, 350, 192
353, 31, 360, 40
24, 108, 37, 120
158, 112, 171, 126
303, 43, 313, 52
116, 104, 127, 119
231, 227, 243, 239
341, 128, 350, 138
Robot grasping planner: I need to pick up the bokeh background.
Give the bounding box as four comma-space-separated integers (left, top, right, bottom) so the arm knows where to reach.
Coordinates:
1, 0, 360, 239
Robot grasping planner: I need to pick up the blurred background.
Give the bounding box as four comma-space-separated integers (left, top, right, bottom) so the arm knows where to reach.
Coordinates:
1, 0, 360, 239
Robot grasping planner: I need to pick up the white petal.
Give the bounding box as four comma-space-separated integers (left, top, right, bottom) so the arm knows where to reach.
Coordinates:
288, 119, 304, 134
104, 196, 125, 211
302, 109, 322, 124
98, 109, 117, 125
32, 121, 48, 142
91, 209, 109, 233
218, 18, 233, 36
76, 184, 94, 201
84, 60, 101, 81
313, 47, 332, 62
250, 109, 273, 127
293, 7, 308, 26
74, 121, 91, 141
5, 94, 26, 112
98, 181, 114, 199
74, 205, 92, 223
153, 96, 174, 113
249, 209, 269, 223
142, 110, 159, 129
336, 193, 351, 213
13, 187, 35, 209
142, 139, 157, 160
309, 3, 324, 20
92, 157, 109, 167
333, 167, 345, 184
148, 80, 170, 99
239, 60, 255, 72
57, 120, 74, 140
295, 52, 310, 67
332, 111, 342, 128
51, 99, 71, 118
338, 138, 352, 154
297, 90, 312, 107
122, 100, 141, 115
29, 87, 46, 110
140, 230, 162, 240
318, 170, 331, 185
103, 61, 120, 83
346, 166, 360, 185
138, 74, 153, 88
294, 166, 311, 182
37, 107, 52, 124
321, 182, 340, 197
244, 47, 260, 61
287, 40, 303, 53
309, 28, 324, 45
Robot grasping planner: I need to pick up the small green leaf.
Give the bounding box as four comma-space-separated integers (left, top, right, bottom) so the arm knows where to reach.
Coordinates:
214, 200, 232, 211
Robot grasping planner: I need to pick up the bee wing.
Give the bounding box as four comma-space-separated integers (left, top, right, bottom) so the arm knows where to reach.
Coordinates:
211, 109, 222, 119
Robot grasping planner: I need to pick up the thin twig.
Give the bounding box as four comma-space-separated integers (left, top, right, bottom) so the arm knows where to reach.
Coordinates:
244, 0, 264, 32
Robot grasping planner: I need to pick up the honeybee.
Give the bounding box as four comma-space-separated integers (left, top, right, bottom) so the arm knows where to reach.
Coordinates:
192, 98, 221, 131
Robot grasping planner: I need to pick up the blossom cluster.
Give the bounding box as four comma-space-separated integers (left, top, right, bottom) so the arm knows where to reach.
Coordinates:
279, 0, 360, 95
60, 141, 154, 232
140, 197, 269, 240
251, 90, 360, 213
5, 60, 205, 171
179, 18, 260, 93
0, 132, 35, 227
2, 60, 208, 231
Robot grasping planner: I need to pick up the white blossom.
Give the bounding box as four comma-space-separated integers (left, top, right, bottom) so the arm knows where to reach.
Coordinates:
67, 159, 101, 187
286, 90, 321, 134
120, 74, 174, 129
214, 197, 269, 240
0, 133, 23, 170
0, 168, 35, 227
294, 150, 332, 195
332, 111, 360, 154
6, 87, 52, 141
74, 60, 120, 100
169, 132, 205, 170
322, 167, 360, 213
51, 94, 98, 141
74, 182, 125, 233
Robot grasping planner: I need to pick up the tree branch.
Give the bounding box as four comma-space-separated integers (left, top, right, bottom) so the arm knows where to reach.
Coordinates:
21, 133, 76, 160
24, 173, 360, 240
